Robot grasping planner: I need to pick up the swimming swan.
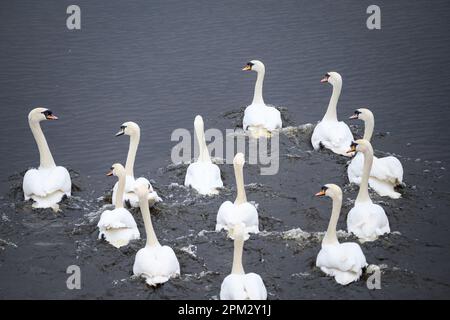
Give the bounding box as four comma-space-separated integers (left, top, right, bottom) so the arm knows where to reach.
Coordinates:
22, 108, 71, 210
184, 115, 223, 195
311, 72, 354, 156
315, 184, 367, 285
97, 163, 140, 248
112, 121, 161, 208
346, 140, 390, 242
347, 108, 404, 199
133, 182, 180, 286
216, 153, 259, 239
220, 223, 267, 300
242, 60, 282, 138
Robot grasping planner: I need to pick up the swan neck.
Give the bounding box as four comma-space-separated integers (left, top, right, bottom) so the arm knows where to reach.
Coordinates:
356, 148, 373, 203
231, 237, 245, 275
195, 123, 211, 163
139, 198, 160, 247
322, 83, 341, 122
125, 132, 139, 177
29, 119, 56, 169
233, 163, 247, 205
322, 196, 341, 245
114, 173, 125, 209
363, 117, 374, 141
252, 69, 265, 105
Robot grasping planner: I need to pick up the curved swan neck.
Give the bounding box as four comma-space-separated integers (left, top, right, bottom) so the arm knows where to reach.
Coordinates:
125, 132, 140, 177
233, 162, 247, 205
29, 119, 56, 169
231, 237, 245, 275
322, 195, 341, 245
356, 147, 373, 203
114, 173, 125, 209
194, 120, 211, 163
252, 69, 265, 105
322, 82, 342, 122
139, 197, 160, 247
363, 116, 374, 142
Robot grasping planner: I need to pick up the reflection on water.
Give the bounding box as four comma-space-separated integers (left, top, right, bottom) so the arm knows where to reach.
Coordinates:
0, 0, 450, 299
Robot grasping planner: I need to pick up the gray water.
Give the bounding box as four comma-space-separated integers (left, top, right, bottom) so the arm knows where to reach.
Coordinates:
0, 0, 449, 299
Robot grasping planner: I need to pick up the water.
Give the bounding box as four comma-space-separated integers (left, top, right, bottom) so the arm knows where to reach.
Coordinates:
1, 0, 449, 299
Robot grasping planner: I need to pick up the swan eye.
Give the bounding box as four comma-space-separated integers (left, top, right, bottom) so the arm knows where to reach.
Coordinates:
120, 125, 126, 130
321, 186, 328, 192
354, 110, 361, 115
42, 110, 52, 116
350, 142, 358, 148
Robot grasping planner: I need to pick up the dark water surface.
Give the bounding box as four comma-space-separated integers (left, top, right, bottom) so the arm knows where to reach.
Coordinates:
1, 0, 449, 299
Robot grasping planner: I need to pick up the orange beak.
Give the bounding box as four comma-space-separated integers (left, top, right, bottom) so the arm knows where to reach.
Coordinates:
349, 114, 359, 120
106, 170, 113, 176
347, 146, 357, 154
46, 114, 58, 120
315, 190, 326, 197
242, 65, 252, 71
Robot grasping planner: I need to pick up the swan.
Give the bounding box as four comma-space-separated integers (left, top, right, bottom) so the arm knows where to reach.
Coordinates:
348, 108, 404, 199
220, 223, 267, 300
112, 121, 161, 208
133, 181, 180, 286
242, 60, 282, 138
311, 72, 354, 156
346, 139, 390, 242
184, 115, 223, 195
315, 184, 367, 285
22, 108, 71, 210
97, 163, 140, 248
216, 153, 259, 239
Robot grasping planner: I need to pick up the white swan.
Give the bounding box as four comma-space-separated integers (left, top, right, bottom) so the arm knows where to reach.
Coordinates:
315, 184, 367, 285
97, 163, 140, 248
184, 115, 223, 195
220, 223, 267, 300
133, 181, 180, 286
216, 153, 259, 239
311, 72, 354, 156
346, 140, 390, 242
242, 60, 282, 138
112, 121, 161, 208
23, 108, 71, 210
347, 108, 404, 199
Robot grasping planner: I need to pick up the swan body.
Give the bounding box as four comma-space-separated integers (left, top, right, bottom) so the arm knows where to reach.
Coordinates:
184, 115, 223, 195
133, 182, 180, 286
112, 122, 161, 207
98, 164, 140, 248
346, 140, 390, 242
220, 224, 267, 300
348, 108, 404, 199
242, 60, 282, 137
112, 176, 161, 208
23, 108, 71, 210
216, 153, 259, 239
315, 184, 367, 285
311, 72, 354, 156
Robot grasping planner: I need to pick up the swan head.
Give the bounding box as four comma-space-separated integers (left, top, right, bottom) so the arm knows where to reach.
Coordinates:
134, 180, 152, 199
350, 108, 373, 122
28, 107, 58, 122
228, 222, 246, 241
194, 115, 204, 130
321, 71, 342, 86
233, 153, 245, 166
315, 183, 342, 200
347, 139, 373, 154
106, 163, 125, 178
115, 121, 140, 137
242, 60, 265, 73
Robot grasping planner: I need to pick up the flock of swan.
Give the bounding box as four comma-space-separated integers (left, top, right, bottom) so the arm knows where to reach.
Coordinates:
21, 60, 404, 299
